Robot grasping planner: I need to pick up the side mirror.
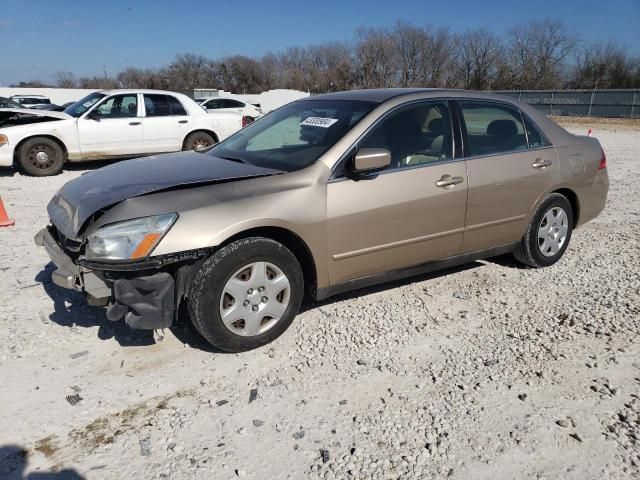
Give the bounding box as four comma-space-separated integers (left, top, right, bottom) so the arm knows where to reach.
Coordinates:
352, 148, 391, 173
87, 109, 102, 120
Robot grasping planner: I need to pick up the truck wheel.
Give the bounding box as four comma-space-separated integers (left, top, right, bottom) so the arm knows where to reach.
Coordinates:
189, 237, 304, 352
183, 132, 216, 151
18, 137, 65, 176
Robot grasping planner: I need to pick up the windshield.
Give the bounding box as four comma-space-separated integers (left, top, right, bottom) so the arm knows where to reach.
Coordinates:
64, 92, 106, 118
209, 99, 376, 172
0, 97, 21, 108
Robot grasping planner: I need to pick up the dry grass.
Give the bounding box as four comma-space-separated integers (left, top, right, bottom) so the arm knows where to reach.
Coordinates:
551, 115, 640, 129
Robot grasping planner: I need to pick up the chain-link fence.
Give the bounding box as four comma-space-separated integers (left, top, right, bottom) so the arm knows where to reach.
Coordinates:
494, 89, 640, 118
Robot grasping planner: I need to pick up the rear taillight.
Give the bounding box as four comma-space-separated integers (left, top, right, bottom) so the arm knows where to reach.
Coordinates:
241, 116, 254, 128
598, 148, 607, 170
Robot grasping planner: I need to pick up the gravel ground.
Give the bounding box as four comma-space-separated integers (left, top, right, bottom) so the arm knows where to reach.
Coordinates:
0, 123, 638, 479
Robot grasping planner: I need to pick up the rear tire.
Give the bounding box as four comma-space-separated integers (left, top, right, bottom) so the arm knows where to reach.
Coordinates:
183, 132, 216, 151
18, 137, 65, 176
513, 193, 573, 268
189, 237, 304, 352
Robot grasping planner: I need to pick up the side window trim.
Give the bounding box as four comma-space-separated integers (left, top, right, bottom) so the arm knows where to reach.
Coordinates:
457, 98, 533, 159
329, 97, 460, 180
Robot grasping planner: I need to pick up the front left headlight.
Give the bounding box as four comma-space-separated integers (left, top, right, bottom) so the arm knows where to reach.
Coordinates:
86, 214, 177, 261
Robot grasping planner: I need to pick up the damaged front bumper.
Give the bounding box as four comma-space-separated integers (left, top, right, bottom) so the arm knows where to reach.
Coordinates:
35, 227, 178, 330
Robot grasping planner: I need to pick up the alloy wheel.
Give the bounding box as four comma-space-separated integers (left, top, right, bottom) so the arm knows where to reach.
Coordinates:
537, 206, 569, 257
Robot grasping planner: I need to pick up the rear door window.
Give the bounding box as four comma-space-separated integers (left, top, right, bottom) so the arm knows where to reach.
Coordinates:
222, 99, 244, 108
459, 102, 528, 156
144, 95, 188, 116
144, 94, 170, 117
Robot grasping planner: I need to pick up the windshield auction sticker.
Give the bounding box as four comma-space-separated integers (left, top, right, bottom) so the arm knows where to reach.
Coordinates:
300, 117, 339, 128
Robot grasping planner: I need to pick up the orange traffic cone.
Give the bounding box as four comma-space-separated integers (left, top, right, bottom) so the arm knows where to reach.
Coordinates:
587, 128, 592, 137
0, 196, 14, 227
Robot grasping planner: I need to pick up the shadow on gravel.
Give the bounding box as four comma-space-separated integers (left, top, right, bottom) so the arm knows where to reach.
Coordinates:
0, 445, 85, 479
36, 263, 156, 348
0, 166, 16, 178
302, 261, 483, 313
483, 253, 528, 269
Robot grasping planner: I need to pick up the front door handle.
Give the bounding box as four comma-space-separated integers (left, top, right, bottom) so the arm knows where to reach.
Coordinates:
129, 121, 141, 126
178, 120, 188, 124
435, 175, 464, 188
532, 159, 552, 169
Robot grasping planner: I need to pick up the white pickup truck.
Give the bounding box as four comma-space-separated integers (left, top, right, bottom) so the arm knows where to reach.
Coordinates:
0, 89, 243, 176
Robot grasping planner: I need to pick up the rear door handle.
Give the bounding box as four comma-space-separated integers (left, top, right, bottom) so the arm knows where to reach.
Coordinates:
532, 159, 552, 169
178, 120, 188, 124
129, 121, 141, 126
435, 175, 464, 188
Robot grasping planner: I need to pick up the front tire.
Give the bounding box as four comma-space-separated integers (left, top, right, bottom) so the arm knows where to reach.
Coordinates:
513, 193, 573, 268
189, 237, 304, 352
18, 137, 65, 176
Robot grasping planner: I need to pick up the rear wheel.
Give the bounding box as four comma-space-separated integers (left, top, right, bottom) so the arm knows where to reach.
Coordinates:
189, 237, 304, 352
18, 137, 65, 176
513, 193, 573, 268
183, 132, 216, 151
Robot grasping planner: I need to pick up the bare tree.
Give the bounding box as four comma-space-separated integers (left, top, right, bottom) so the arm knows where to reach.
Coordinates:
571, 42, 640, 88
455, 28, 503, 89
506, 19, 578, 89
54, 71, 77, 88
393, 21, 427, 87
353, 28, 398, 88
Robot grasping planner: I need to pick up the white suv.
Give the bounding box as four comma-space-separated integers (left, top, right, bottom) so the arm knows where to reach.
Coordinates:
0, 89, 243, 176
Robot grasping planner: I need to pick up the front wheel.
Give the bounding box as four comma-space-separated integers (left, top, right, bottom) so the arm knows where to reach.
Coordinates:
18, 137, 65, 176
189, 237, 304, 352
513, 193, 574, 268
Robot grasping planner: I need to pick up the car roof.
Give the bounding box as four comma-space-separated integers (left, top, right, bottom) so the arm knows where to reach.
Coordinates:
305, 88, 448, 103
98, 89, 190, 96
304, 88, 519, 105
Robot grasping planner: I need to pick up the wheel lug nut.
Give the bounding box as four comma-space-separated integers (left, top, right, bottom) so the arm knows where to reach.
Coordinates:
247, 288, 253, 294
243, 300, 249, 307
262, 297, 268, 303
252, 305, 258, 312
258, 286, 265, 292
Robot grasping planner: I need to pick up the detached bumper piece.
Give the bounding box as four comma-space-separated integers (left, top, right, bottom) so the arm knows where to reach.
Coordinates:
106, 272, 175, 330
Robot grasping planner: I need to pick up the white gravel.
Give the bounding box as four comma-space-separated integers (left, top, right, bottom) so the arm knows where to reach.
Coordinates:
0, 123, 638, 479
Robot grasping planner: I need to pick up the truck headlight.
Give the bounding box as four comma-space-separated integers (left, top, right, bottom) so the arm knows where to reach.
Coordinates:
86, 214, 177, 261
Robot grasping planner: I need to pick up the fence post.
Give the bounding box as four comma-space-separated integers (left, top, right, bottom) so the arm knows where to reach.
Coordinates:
550, 91, 554, 115
632, 91, 637, 118
588, 89, 596, 117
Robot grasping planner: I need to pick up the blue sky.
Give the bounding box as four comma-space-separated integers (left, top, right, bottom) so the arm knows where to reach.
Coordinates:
0, 0, 638, 85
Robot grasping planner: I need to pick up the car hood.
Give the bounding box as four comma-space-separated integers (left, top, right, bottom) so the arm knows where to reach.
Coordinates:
47, 152, 283, 239
0, 107, 71, 119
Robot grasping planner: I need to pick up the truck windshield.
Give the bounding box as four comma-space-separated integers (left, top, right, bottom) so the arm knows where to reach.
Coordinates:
64, 92, 107, 118
209, 99, 377, 172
